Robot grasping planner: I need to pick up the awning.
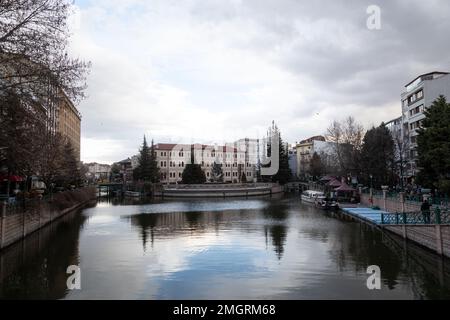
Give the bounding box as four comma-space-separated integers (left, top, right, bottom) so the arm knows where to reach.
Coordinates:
334, 182, 355, 192
327, 179, 342, 187
0, 174, 24, 182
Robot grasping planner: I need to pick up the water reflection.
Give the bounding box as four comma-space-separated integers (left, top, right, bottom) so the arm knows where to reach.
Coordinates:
262, 201, 289, 260
0, 197, 449, 299
0, 209, 88, 299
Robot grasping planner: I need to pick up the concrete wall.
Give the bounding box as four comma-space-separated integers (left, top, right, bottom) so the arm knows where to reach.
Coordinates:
384, 225, 450, 258
0, 187, 95, 250
161, 183, 284, 198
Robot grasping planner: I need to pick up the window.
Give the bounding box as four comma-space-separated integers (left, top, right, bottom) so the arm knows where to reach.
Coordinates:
417, 90, 423, 99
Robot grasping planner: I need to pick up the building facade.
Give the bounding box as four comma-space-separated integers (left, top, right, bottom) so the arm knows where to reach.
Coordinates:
153, 142, 257, 184
57, 92, 81, 161
295, 136, 335, 178
287, 144, 298, 179
85, 162, 111, 181
401, 71, 450, 180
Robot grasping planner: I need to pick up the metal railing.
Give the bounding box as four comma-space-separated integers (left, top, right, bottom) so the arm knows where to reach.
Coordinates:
381, 208, 450, 225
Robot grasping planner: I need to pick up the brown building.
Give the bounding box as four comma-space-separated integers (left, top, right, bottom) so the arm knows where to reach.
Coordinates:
57, 92, 81, 161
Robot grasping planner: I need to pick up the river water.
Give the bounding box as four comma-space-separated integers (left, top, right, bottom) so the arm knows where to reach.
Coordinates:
0, 195, 449, 299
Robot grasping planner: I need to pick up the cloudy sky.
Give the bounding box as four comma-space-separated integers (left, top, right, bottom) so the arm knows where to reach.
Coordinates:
69, 0, 450, 164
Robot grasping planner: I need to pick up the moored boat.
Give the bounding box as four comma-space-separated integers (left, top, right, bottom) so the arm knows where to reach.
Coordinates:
301, 190, 326, 203
124, 191, 141, 197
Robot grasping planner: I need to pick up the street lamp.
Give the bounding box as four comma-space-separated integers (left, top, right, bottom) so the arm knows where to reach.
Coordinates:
369, 174, 373, 189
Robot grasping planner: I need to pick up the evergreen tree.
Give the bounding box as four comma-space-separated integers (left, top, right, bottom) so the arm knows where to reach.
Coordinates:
272, 138, 291, 185
134, 136, 159, 182
149, 139, 160, 183
309, 152, 324, 180
417, 95, 450, 194
182, 146, 206, 184
360, 123, 395, 188
60, 140, 81, 187
211, 161, 223, 182
262, 122, 291, 185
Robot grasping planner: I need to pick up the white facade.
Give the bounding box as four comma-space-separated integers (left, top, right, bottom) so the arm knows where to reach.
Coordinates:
154, 143, 256, 183
86, 162, 111, 180
295, 136, 337, 178
401, 71, 450, 178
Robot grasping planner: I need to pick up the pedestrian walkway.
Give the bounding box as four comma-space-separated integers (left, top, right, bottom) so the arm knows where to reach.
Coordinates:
340, 207, 389, 225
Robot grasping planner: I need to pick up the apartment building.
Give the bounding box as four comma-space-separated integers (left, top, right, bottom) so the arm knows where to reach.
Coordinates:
401, 71, 450, 179
295, 136, 335, 178
154, 142, 257, 184
85, 162, 111, 180
57, 92, 81, 161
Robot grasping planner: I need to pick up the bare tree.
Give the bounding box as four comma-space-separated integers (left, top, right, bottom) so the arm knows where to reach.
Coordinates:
326, 116, 365, 176
0, 0, 90, 104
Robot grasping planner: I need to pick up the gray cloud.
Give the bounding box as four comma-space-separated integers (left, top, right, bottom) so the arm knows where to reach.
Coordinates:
71, 0, 450, 163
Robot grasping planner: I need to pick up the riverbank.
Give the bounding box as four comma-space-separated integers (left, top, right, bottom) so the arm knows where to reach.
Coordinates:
156, 183, 283, 198
0, 187, 96, 250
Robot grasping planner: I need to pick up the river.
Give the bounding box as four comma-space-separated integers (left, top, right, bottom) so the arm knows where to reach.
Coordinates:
0, 195, 449, 299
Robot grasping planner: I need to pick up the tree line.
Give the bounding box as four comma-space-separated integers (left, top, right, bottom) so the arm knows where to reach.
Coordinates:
0, 0, 90, 194
306, 96, 450, 194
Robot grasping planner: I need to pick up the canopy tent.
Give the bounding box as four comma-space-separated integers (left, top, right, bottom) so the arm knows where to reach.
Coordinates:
319, 175, 335, 182
327, 179, 342, 187
0, 174, 24, 182
334, 182, 356, 192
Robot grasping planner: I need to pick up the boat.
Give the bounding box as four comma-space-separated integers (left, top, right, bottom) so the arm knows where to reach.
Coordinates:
301, 190, 326, 204
316, 198, 339, 210
124, 191, 141, 197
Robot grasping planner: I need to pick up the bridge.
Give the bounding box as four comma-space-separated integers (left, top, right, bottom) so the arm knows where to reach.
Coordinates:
96, 183, 123, 196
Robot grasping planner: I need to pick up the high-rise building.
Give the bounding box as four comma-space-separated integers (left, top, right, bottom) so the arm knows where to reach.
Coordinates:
401, 71, 450, 180
57, 92, 81, 161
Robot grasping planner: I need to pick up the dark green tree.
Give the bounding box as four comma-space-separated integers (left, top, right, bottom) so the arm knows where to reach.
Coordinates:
261, 123, 291, 184
133, 136, 159, 182
182, 146, 206, 184
149, 139, 160, 183
211, 161, 223, 182
360, 123, 395, 188
60, 140, 81, 187
416, 95, 450, 194
271, 139, 291, 185
309, 152, 324, 180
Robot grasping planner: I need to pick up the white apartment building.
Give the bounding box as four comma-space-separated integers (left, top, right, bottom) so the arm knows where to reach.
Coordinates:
85, 162, 111, 180
295, 136, 336, 178
401, 71, 450, 179
154, 142, 257, 184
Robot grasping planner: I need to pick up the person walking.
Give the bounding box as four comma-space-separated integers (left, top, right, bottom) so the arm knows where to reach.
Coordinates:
421, 199, 431, 224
